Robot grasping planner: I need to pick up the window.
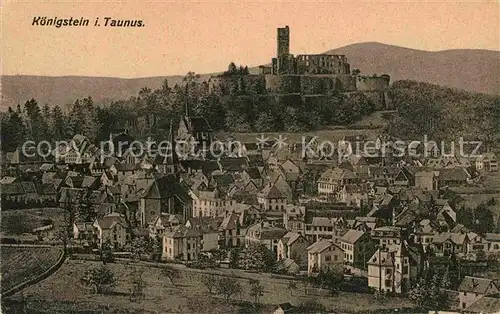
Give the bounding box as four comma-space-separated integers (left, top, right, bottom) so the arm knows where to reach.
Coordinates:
334, 255, 338, 261
325, 256, 331, 262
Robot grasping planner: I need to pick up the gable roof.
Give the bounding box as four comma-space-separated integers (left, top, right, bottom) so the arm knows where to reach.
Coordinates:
307, 239, 340, 254
340, 229, 366, 244
439, 168, 470, 182
219, 213, 240, 230
281, 231, 306, 246
258, 184, 284, 199
464, 295, 500, 313
368, 249, 394, 266
183, 116, 212, 133
218, 157, 248, 172
458, 276, 497, 294
186, 216, 223, 234
95, 212, 126, 230
165, 224, 203, 238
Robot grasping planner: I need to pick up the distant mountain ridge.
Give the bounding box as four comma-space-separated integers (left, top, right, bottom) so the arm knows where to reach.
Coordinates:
2, 42, 499, 110
325, 42, 499, 95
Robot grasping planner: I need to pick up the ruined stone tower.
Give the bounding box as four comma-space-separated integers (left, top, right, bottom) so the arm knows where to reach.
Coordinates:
277, 25, 290, 57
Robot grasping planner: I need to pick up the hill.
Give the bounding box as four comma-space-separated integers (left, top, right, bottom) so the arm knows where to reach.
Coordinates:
0, 74, 211, 111
326, 42, 499, 95
1, 42, 498, 110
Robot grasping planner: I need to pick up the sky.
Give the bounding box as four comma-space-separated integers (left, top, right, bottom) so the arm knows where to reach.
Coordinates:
2, 0, 499, 78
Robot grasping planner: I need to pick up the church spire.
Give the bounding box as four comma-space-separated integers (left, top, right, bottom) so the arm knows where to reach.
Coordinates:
184, 83, 189, 117
169, 121, 179, 178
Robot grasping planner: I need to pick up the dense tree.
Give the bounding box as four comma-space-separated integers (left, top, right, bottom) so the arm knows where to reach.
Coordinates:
248, 279, 264, 303
237, 243, 276, 272
409, 272, 448, 310
124, 237, 148, 260
311, 270, 344, 295
295, 299, 327, 314
129, 269, 146, 302
200, 274, 218, 294
287, 280, 298, 296
215, 276, 242, 302
1, 106, 27, 151
161, 265, 181, 286
80, 266, 116, 294
254, 112, 276, 132
456, 202, 495, 234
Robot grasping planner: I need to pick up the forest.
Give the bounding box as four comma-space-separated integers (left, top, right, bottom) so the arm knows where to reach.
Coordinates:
2, 69, 499, 153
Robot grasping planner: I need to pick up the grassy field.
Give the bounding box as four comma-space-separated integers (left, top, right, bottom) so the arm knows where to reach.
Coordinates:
1, 246, 63, 293
453, 172, 500, 217
1, 208, 64, 236
4, 260, 414, 314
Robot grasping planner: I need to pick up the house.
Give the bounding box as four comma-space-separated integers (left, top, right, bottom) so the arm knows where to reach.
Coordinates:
317, 168, 359, 194
245, 222, 288, 256
414, 171, 439, 191
352, 216, 382, 231
280, 159, 302, 190
93, 213, 129, 249
307, 239, 344, 274
393, 167, 415, 187
467, 232, 489, 258
367, 242, 420, 294
305, 216, 347, 242
412, 219, 440, 250
462, 294, 500, 314
73, 222, 96, 245
219, 212, 244, 248
162, 225, 202, 261
458, 276, 499, 310
283, 204, 306, 234
115, 162, 141, 181
277, 232, 310, 270
191, 186, 235, 217
217, 157, 248, 173
371, 226, 403, 249
339, 184, 369, 208
1, 181, 41, 209
209, 173, 236, 193
340, 229, 376, 269
438, 168, 471, 187
435, 199, 457, 227
429, 232, 469, 257
148, 213, 182, 238
272, 302, 297, 314
368, 167, 400, 185
257, 183, 288, 211
485, 233, 500, 253
276, 258, 301, 275
240, 167, 263, 188
185, 216, 223, 252
475, 153, 498, 172
32, 224, 54, 241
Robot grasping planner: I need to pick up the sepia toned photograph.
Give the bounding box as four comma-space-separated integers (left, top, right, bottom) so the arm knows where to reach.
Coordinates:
1, 1, 499, 313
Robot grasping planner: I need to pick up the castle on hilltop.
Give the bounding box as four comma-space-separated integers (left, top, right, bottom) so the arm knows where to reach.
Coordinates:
262, 25, 351, 76
208, 26, 393, 110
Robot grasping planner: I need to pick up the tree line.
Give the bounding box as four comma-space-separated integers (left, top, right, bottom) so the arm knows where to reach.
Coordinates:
1, 69, 377, 152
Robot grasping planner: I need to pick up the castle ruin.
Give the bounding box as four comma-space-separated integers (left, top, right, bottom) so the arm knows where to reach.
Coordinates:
209, 26, 393, 110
